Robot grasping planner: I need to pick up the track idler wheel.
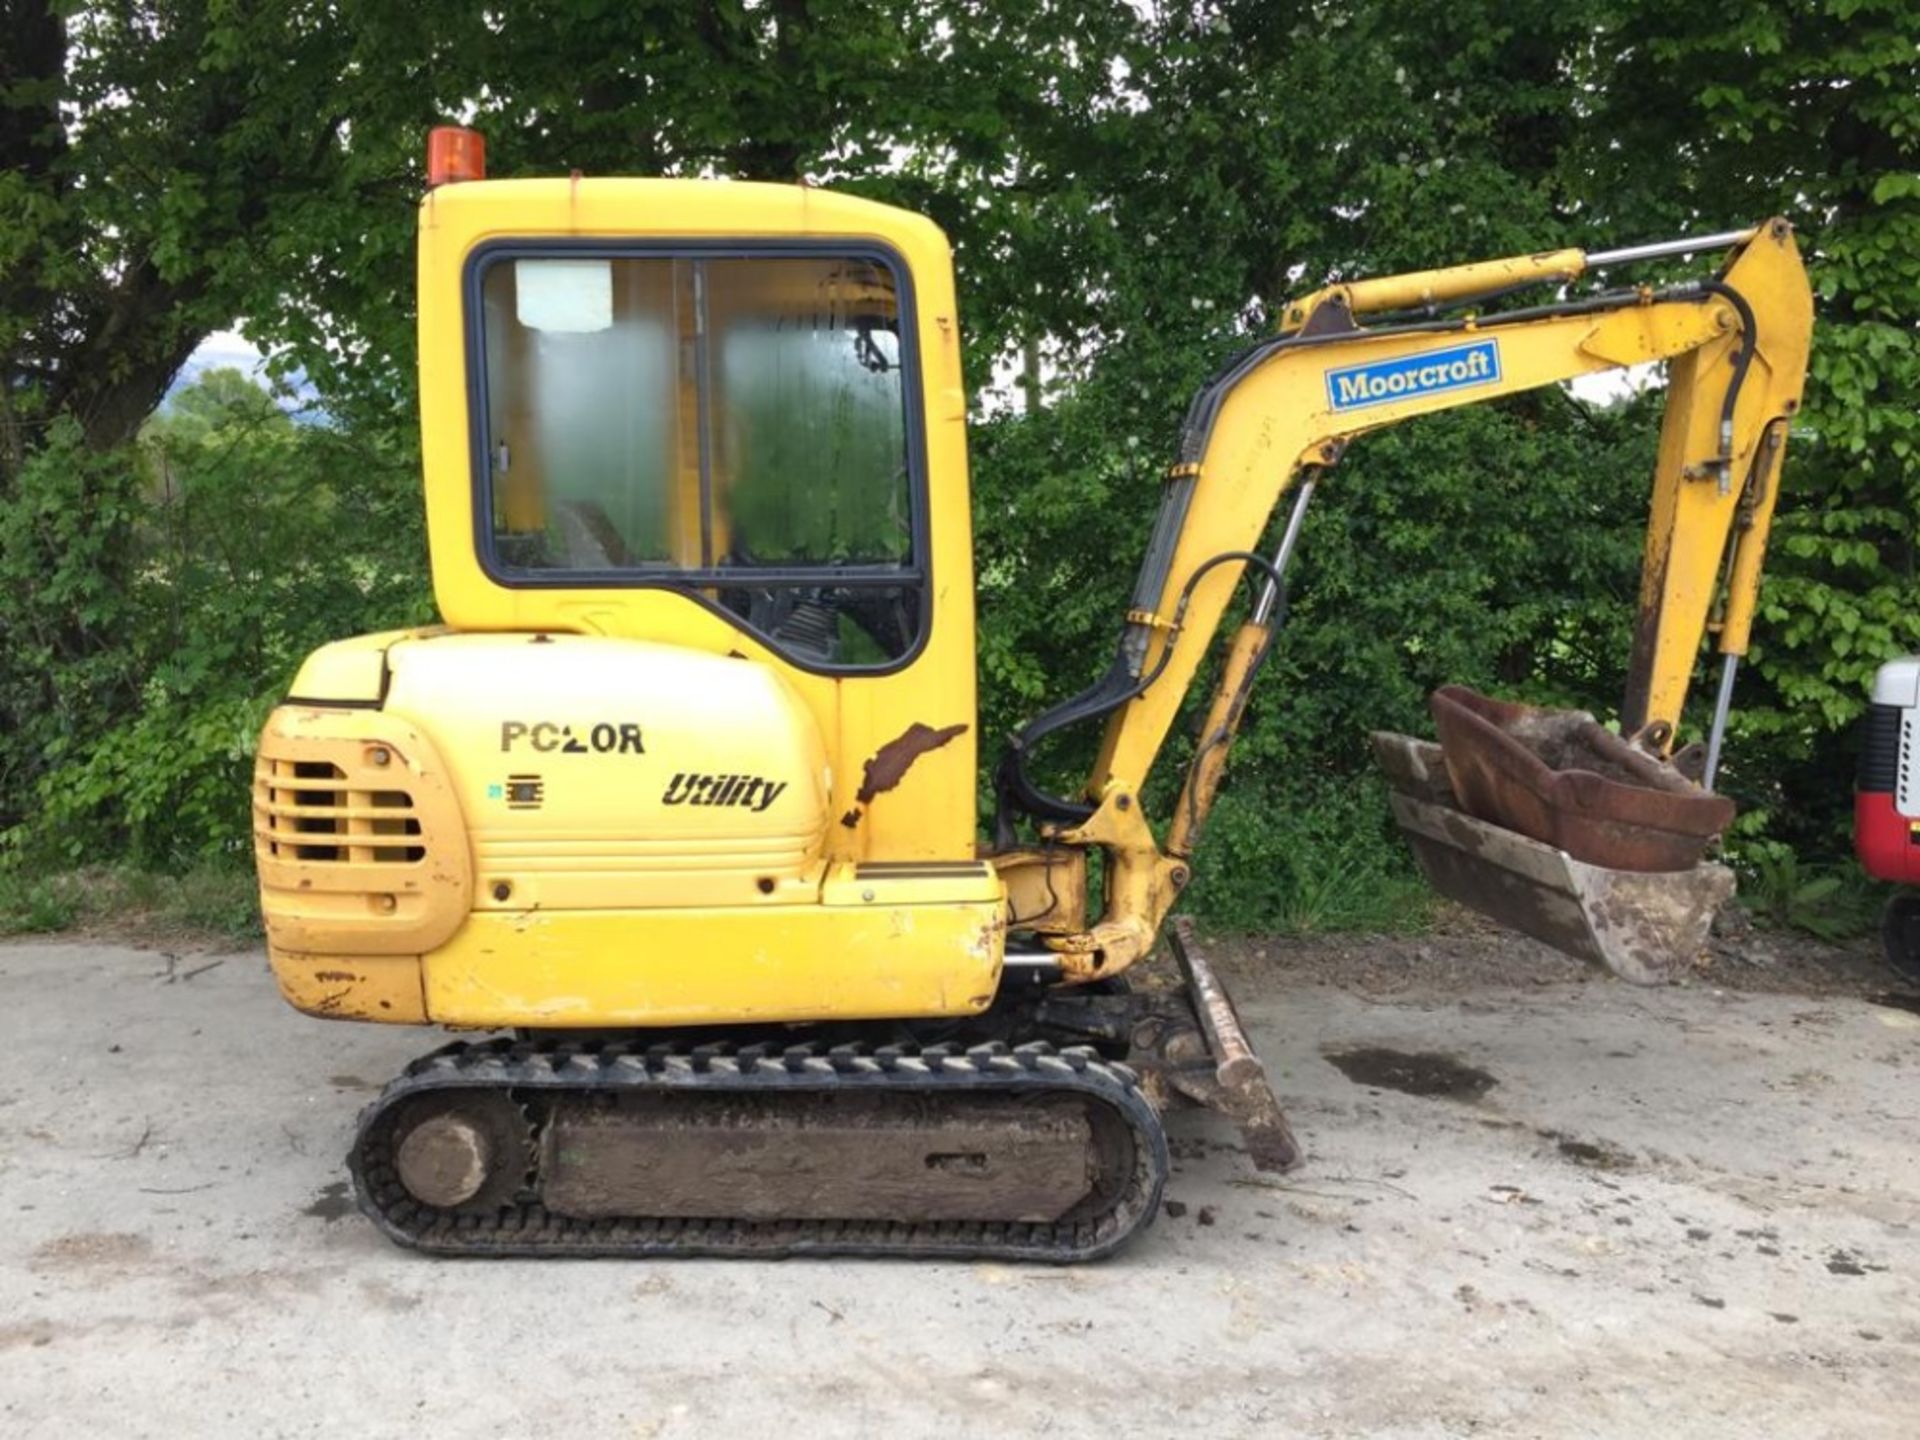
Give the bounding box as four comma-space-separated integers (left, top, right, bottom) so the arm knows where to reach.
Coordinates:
389, 1091, 531, 1212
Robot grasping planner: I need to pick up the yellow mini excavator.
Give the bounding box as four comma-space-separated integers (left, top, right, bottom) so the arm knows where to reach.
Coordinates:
252, 127, 1812, 1260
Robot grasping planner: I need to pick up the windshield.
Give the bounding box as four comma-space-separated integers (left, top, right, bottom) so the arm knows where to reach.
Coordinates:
476, 250, 921, 666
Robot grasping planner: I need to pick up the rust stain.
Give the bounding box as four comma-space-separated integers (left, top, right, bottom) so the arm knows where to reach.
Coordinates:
1620, 553, 1669, 732
854, 722, 968, 806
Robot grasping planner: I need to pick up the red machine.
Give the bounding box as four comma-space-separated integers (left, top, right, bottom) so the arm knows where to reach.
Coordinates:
1856, 657, 1920, 978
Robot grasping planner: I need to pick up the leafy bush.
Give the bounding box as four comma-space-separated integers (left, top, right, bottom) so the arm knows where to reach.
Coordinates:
3, 2, 1914, 940
1192, 776, 1431, 935
0, 871, 81, 936
0, 864, 261, 942
972, 371, 1665, 926
0, 371, 433, 870
1733, 842, 1882, 943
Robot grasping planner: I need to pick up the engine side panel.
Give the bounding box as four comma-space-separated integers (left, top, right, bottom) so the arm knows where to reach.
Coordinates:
382, 632, 831, 911
257, 631, 1005, 1027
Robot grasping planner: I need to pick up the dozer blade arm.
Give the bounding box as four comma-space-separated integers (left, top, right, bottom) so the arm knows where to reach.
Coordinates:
999, 220, 1812, 979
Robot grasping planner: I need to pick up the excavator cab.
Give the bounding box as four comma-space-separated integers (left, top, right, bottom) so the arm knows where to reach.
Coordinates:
250, 129, 1811, 1261
262, 171, 1003, 1029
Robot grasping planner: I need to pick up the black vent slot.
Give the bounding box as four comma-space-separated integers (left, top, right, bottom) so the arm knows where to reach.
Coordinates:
1858, 703, 1902, 792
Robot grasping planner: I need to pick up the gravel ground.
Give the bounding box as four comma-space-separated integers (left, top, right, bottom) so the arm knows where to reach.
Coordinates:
1, 932, 1915, 1438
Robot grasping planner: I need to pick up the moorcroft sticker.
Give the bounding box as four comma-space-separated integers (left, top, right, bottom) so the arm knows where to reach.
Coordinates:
1326, 339, 1502, 412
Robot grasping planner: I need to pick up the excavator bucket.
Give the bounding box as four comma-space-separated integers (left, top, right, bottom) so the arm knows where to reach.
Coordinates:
1372, 707, 1736, 985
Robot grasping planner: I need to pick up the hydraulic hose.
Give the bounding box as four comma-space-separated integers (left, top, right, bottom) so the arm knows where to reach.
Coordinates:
993, 549, 1289, 843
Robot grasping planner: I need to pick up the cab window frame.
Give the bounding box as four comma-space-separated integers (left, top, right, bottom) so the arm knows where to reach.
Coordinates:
463, 237, 933, 676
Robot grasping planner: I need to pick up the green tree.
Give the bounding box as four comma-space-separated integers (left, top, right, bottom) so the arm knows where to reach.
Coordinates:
5, 0, 1914, 925
0, 0, 1110, 852
965, 1, 1656, 923
3, 368, 431, 862
1570, 0, 1920, 857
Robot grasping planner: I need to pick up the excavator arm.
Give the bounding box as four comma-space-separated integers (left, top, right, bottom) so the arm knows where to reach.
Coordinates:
996, 219, 1812, 978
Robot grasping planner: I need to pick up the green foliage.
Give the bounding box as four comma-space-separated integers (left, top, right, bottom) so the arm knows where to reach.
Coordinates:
971, 362, 1664, 923
0, 863, 261, 942
966, 0, 1920, 922
159, 863, 265, 941
0, 420, 147, 830
1734, 842, 1882, 942
1567, 0, 1920, 858
1, 371, 431, 867
1194, 777, 1432, 935
0, 870, 80, 935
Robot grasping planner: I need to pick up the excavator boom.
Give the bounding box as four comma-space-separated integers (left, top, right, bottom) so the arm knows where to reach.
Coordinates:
995, 220, 1812, 979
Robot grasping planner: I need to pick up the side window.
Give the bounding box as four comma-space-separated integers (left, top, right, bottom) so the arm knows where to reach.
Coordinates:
482, 258, 682, 567
476, 251, 924, 668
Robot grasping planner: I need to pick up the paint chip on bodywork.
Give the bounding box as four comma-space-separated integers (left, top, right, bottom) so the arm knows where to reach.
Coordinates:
855, 722, 968, 805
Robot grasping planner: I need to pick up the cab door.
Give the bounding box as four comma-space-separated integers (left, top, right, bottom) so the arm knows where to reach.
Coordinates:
416, 179, 981, 862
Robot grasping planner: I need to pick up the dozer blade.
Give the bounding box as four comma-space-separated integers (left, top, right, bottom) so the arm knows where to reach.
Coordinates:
1373, 731, 1733, 984
1162, 918, 1301, 1170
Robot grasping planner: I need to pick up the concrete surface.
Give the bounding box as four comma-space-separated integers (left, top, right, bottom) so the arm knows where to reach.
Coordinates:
0, 939, 1915, 1438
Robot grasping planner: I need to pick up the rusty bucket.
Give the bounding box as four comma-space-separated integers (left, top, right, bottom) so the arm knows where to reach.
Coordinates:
1372, 687, 1738, 985
1428, 685, 1734, 873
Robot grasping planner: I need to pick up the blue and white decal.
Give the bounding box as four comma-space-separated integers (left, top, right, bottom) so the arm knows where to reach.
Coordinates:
1326, 338, 1502, 413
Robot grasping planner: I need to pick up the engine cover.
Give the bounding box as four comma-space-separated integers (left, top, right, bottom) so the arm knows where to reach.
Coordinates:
257, 629, 1004, 1028
382, 632, 831, 911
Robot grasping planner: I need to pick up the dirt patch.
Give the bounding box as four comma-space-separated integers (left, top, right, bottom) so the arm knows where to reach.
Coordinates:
304, 1181, 353, 1221
1202, 903, 1892, 1002
0, 1319, 57, 1350
1508, 711, 1656, 788
1825, 1249, 1888, 1277
1322, 1045, 1497, 1101
31, 1232, 153, 1270
1548, 1133, 1637, 1171
1206, 910, 1588, 996
358, 1277, 423, 1313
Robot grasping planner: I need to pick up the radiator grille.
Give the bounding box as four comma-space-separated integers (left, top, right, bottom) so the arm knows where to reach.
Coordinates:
1902, 709, 1920, 818
1858, 703, 1902, 793
254, 757, 425, 864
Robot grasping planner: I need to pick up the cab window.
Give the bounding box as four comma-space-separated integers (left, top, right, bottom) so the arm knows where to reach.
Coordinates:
475, 250, 922, 667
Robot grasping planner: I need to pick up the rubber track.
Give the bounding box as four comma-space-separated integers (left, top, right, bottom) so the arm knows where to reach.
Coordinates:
349, 1037, 1169, 1262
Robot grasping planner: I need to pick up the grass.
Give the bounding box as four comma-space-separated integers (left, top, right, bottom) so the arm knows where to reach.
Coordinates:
1733, 847, 1883, 943
0, 863, 262, 944
1191, 776, 1439, 937
1272, 845, 1433, 935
